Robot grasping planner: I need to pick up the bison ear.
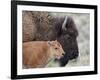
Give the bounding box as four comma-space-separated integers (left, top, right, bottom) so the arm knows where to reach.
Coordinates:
55, 40, 57, 42
47, 41, 52, 46
48, 41, 55, 47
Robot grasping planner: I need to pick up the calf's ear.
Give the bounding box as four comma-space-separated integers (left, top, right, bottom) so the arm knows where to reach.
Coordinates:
48, 41, 55, 47
55, 40, 57, 42
47, 41, 52, 46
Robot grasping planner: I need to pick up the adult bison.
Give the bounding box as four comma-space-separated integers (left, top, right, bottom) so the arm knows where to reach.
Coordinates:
22, 11, 79, 66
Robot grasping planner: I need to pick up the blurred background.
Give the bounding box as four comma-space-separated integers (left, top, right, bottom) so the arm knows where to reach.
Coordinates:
46, 12, 90, 67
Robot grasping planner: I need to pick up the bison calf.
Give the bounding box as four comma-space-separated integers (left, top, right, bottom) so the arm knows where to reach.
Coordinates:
23, 40, 65, 68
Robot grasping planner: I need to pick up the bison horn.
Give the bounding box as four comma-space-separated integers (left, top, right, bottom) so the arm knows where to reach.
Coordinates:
62, 16, 68, 31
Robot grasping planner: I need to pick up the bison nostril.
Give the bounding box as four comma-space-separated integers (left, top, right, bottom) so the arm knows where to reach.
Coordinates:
62, 53, 65, 55
69, 50, 79, 60
73, 52, 79, 58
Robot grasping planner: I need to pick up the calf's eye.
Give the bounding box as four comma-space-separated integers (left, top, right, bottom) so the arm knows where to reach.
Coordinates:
55, 48, 58, 50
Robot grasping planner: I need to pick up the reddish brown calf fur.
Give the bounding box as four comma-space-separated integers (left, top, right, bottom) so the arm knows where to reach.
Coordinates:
23, 40, 65, 69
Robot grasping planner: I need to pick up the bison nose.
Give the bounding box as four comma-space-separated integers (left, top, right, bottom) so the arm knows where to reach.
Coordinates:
70, 50, 79, 60
73, 52, 79, 58
62, 52, 65, 55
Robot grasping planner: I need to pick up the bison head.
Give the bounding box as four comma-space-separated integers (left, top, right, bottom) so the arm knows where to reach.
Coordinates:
56, 16, 79, 66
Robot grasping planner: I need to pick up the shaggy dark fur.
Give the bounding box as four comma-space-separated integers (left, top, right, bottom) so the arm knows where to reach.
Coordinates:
22, 11, 79, 66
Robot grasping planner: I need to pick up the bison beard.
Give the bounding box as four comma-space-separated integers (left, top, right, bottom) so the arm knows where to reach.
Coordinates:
23, 11, 79, 67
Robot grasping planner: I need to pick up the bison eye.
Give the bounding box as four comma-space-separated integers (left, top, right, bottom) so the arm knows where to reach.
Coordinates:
55, 48, 58, 50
